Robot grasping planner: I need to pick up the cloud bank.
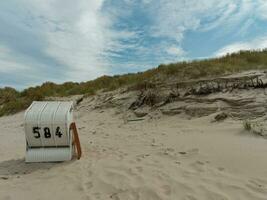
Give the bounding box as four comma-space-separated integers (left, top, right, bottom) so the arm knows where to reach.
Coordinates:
0, 0, 267, 89
215, 36, 267, 57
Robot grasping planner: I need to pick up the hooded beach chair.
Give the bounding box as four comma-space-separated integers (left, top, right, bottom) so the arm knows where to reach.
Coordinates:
24, 101, 82, 163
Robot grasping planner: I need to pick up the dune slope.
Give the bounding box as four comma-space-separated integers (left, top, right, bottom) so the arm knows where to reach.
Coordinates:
1, 90, 267, 200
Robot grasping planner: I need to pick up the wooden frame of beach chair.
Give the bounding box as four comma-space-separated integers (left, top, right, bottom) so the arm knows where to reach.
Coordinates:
70, 122, 82, 159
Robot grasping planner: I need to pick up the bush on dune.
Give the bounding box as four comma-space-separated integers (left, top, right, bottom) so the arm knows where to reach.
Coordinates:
0, 87, 19, 104
1, 49, 267, 117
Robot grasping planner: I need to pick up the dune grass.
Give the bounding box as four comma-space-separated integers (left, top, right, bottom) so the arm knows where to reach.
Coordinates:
243, 120, 252, 131
1, 49, 267, 116
243, 120, 267, 137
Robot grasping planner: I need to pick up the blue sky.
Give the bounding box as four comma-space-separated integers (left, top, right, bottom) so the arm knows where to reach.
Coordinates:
0, 0, 267, 89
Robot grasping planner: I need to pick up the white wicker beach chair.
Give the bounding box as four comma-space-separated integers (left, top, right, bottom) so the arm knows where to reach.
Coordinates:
24, 101, 81, 163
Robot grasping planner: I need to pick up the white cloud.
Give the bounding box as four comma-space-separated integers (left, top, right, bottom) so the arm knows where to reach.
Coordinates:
0, 45, 30, 73
145, 0, 267, 42
24, 0, 112, 80
6, 0, 139, 82
147, 0, 237, 42
200, 2, 238, 32
142, 0, 267, 61
258, 0, 267, 20
165, 46, 186, 57
140, 0, 248, 61
214, 36, 267, 57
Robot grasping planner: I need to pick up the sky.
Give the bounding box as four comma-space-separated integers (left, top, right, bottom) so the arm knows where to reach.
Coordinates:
0, 0, 267, 89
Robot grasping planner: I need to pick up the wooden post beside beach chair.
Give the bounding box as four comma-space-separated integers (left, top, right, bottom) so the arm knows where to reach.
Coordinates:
24, 101, 82, 163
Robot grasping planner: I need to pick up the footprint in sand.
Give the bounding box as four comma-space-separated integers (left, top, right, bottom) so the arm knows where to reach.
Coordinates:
175, 161, 181, 165
189, 160, 206, 173
110, 193, 120, 200
187, 148, 199, 154
196, 161, 205, 165
93, 192, 101, 199
185, 194, 198, 200
217, 167, 225, 171
1, 195, 11, 200
135, 154, 150, 162
246, 179, 267, 194
136, 166, 143, 173
85, 181, 93, 189
179, 148, 199, 157
158, 147, 175, 156
161, 185, 171, 196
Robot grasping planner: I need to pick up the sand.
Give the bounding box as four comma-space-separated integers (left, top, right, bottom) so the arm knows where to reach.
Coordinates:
1, 95, 267, 200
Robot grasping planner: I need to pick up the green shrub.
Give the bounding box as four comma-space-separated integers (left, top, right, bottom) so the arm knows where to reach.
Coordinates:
243, 120, 252, 131
243, 120, 267, 137
0, 98, 29, 116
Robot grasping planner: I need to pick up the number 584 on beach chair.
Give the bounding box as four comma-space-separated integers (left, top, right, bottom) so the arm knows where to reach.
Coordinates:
24, 101, 82, 163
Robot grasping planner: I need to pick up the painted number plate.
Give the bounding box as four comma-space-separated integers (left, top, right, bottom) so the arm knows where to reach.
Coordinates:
32, 126, 63, 139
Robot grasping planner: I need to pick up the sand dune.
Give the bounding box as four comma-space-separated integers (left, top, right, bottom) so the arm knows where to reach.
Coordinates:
1, 91, 267, 199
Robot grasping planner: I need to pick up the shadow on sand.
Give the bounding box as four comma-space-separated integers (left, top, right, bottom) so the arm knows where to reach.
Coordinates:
0, 158, 73, 176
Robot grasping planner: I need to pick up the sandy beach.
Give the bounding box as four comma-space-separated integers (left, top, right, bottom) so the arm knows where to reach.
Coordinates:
1, 92, 267, 200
